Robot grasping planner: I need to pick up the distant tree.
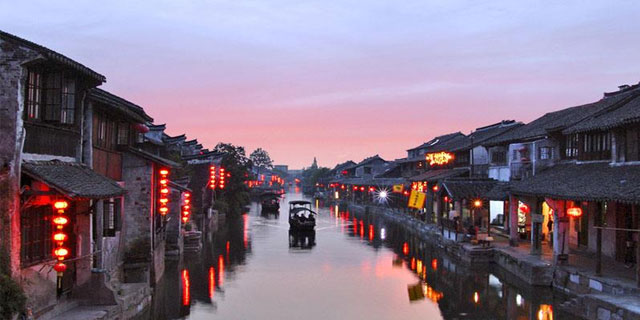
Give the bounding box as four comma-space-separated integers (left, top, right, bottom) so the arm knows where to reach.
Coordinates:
212, 142, 251, 217
250, 148, 273, 169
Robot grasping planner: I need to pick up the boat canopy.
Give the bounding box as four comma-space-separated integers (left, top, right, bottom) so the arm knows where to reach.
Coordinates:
289, 200, 311, 205
289, 207, 316, 216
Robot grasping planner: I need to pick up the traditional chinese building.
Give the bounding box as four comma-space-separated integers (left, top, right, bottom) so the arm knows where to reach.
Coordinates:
0, 30, 134, 316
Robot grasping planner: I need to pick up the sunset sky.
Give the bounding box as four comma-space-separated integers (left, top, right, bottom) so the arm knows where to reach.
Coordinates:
3, 1, 639, 169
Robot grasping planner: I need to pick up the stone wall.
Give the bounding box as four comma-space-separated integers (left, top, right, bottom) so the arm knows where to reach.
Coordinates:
0, 37, 38, 275
122, 153, 153, 251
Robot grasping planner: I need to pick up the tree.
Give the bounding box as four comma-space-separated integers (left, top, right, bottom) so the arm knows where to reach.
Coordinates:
250, 148, 273, 169
212, 143, 251, 217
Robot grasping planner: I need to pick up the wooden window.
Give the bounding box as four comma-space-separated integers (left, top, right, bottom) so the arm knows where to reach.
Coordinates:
364, 167, 372, 174
117, 122, 129, 145
25, 71, 76, 124
20, 206, 53, 266
491, 150, 506, 164
26, 71, 42, 120
60, 78, 75, 124
539, 147, 553, 160
43, 73, 62, 122
580, 131, 611, 161
565, 134, 578, 159
626, 127, 639, 162
103, 198, 121, 237
97, 116, 107, 148
512, 150, 519, 161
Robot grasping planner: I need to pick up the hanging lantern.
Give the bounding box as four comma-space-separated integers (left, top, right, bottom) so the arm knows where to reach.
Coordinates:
53, 262, 67, 273
159, 168, 170, 216
54, 247, 69, 260
474, 200, 483, 208
51, 200, 70, 274
53, 216, 69, 226
219, 167, 226, 189
182, 192, 192, 224
209, 165, 217, 189
432, 185, 439, 192
53, 200, 68, 210
567, 207, 583, 217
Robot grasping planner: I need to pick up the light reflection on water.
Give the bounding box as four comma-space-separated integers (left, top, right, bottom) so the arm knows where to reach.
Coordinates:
150, 189, 566, 320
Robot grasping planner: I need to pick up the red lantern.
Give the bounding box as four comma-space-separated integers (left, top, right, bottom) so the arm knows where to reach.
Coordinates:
54, 200, 68, 210
54, 247, 69, 260
432, 185, 439, 192
53, 216, 69, 226
53, 232, 67, 243
53, 262, 67, 273
159, 168, 170, 216
567, 207, 583, 217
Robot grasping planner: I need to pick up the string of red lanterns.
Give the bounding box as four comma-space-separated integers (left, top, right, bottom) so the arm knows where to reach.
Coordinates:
52, 200, 69, 274
182, 192, 191, 223
209, 165, 217, 189
159, 168, 170, 216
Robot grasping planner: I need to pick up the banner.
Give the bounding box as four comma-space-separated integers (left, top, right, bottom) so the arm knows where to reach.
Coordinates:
408, 190, 426, 209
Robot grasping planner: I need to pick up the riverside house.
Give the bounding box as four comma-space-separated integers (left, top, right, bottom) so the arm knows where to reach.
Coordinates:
0, 30, 209, 318
482, 84, 640, 258
507, 83, 640, 275
0, 30, 130, 317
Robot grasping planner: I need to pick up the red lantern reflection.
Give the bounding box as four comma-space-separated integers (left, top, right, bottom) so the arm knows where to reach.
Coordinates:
182, 269, 190, 306
209, 267, 215, 300
402, 242, 409, 256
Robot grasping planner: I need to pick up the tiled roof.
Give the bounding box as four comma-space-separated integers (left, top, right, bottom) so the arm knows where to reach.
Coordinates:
0, 30, 105, 84
22, 160, 125, 199
441, 179, 498, 200
409, 168, 468, 182
330, 176, 407, 187
484, 182, 510, 200
450, 121, 524, 152
510, 163, 640, 204
89, 88, 153, 123
356, 155, 385, 166
407, 132, 463, 152
483, 90, 640, 146
563, 91, 640, 134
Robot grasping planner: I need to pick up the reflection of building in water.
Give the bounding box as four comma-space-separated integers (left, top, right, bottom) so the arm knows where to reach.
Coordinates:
380, 217, 560, 319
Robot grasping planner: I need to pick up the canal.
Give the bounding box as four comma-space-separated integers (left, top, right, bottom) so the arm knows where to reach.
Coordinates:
149, 190, 570, 319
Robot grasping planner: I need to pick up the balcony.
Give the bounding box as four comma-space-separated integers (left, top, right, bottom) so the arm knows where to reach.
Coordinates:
510, 162, 533, 180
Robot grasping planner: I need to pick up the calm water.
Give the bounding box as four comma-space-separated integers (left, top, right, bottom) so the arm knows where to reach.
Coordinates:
150, 190, 569, 320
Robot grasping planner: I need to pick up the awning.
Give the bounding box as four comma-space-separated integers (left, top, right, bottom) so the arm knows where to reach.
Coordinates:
409, 168, 468, 182
484, 182, 510, 201
510, 163, 640, 204
22, 160, 126, 199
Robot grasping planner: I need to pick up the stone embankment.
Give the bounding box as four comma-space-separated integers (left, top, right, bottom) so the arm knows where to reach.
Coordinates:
346, 203, 640, 320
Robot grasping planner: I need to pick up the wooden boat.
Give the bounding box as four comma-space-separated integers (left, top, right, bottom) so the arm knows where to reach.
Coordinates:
288, 229, 316, 250
260, 193, 280, 213
288, 200, 316, 230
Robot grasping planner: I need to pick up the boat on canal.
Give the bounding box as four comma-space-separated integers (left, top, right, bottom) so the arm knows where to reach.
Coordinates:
260, 192, 280, 214
288, 229, 316, 250
288, 200, 316, 230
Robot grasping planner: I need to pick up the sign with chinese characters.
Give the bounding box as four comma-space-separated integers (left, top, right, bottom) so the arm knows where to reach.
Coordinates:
408, 190, 426, 209
425, 152, 454, 166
